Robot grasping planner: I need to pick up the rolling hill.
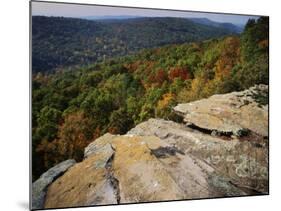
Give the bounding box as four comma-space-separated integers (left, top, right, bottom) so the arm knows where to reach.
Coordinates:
32, 16, 239, 73
189, 17, 243, 33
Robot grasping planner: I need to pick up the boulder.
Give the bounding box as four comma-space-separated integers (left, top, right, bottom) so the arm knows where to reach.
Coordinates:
32, 159, 76, 209
173, 84, 268, 137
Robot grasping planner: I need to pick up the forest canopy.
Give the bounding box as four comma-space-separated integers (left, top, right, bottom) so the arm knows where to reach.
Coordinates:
32, 16, 239, 73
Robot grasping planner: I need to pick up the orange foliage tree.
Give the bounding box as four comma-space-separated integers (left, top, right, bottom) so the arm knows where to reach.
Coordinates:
148, 69, 168, 85
168, 67, 190, 81
215, 37, 240, 78
36, 111, 95, 168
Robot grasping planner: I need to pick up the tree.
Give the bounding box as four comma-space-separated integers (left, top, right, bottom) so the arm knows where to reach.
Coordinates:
156, 93, 175, 118
241, 17, 269, 62
36, 111, 94, 169
81, 89, 115, 126
215, 36, 240, 79
169, 67, 190, 81
108, 108, 134, 134
147, 69, 168, 86
35, 106, 62, 142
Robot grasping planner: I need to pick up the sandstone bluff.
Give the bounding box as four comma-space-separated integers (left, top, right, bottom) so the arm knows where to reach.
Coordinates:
32, 85, 268, 209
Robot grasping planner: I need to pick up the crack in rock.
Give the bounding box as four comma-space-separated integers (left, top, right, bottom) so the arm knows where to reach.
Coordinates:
105, 146, 121, 204
151, 146, 185, 158
186, 122, 249, 138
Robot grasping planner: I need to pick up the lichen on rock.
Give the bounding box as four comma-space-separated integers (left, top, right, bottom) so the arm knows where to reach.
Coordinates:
173, 84, 268, 137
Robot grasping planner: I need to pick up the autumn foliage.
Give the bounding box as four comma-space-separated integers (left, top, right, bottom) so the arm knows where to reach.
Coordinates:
36, 112, 94, 169
168, 67, 190, 81
157, 93, 175, 110
148, 69, 168, 85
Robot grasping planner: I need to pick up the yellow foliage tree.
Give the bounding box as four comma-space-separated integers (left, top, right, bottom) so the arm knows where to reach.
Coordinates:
156, 93, 175, 118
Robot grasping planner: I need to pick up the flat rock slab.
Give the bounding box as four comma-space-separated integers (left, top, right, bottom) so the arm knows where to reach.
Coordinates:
44, 133, 249, 208
128, 118, 268, 194
32, 159, 76, 210
44, 142, 116, 209
111, 135, 186, 203
173, 84, 268, 137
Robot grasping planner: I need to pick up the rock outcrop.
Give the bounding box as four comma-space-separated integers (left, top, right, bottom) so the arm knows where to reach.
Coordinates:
173, 84, 268, 137
127, 118, 268, 194
32, 85, 269, 209
32, 159, 76, 209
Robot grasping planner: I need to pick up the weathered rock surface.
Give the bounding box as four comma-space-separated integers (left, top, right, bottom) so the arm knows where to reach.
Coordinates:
44, 142, 117, 208
33, 85, 268, 209
32, 159, 76, 209
173, 84, 268, 137
128, 118, 268, 194
44, 134, 247, 208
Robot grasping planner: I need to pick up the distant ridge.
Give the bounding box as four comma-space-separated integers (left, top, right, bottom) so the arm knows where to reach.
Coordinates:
82, 16, 243, 33
32, 16, 239, 73
82, 15, 142, 20
189, 17, 244, 33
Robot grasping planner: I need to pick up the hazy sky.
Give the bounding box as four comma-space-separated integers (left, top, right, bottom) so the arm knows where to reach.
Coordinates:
32, 1, 260, 25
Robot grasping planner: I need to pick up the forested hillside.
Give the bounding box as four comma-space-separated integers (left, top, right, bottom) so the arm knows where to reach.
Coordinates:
32, 17, 268, 181
189, 17, 243, 33
32, 16, 239, 73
